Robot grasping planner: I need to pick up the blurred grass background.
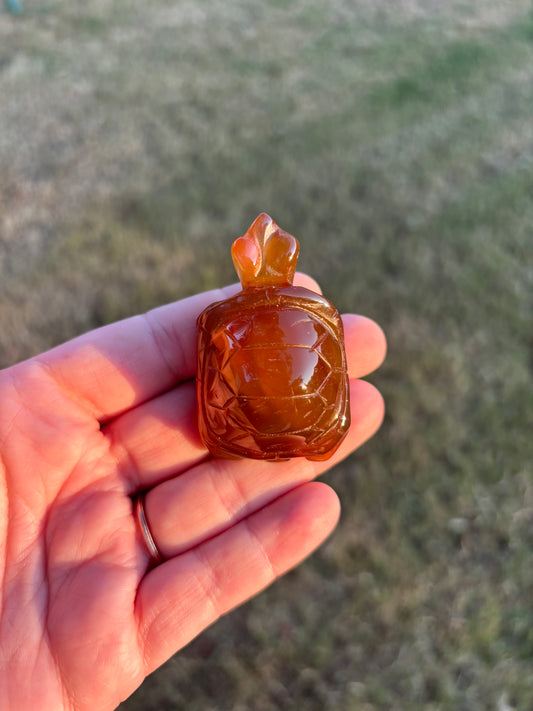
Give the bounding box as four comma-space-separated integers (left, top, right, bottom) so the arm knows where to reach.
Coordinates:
1, 1, 533, 709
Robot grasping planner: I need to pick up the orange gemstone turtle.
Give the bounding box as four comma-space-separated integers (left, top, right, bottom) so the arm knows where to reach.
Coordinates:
196, 213, 350, 461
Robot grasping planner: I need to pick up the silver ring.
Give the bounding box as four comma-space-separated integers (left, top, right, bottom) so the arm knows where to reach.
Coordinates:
135, 493, 164, 565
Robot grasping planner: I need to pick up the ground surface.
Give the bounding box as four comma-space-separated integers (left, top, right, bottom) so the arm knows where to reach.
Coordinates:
1, 1, 533, 709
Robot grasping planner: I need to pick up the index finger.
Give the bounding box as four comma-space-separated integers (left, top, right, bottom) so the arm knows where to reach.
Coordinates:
23, 274, 323, 422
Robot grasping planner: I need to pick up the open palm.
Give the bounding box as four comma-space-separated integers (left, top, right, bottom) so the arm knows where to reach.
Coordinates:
0, 275, 386, 711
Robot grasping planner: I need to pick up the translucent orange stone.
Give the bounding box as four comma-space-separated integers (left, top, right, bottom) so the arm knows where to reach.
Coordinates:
196, 213, 350, 461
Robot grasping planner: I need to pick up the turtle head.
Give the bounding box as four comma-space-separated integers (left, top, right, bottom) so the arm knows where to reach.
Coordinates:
232, 213, 300, 289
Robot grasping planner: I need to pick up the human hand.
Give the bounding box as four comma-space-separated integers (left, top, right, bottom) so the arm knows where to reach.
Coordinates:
0, 274, 386, 710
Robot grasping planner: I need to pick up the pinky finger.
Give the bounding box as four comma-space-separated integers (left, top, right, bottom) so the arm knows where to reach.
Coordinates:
135, 481, 340, 675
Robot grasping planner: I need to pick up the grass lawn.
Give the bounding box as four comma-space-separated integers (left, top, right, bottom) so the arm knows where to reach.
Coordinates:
1, 1, 532, 709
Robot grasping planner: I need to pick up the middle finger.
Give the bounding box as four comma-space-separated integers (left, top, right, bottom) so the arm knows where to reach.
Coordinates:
144, 378, 384, 560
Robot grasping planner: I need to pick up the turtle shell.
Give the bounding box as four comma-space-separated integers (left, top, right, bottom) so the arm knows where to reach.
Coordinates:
197, 286, 350, 461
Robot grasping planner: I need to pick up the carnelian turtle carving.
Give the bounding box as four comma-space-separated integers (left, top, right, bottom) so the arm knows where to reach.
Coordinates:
196, 213, 350, 461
